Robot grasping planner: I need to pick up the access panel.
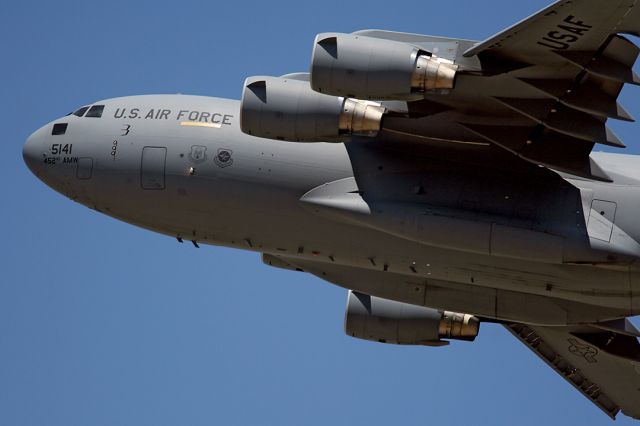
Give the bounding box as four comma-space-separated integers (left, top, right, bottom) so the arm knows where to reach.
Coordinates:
588, 199, 617, 242
76, 157, 93, 180
140, 146, 167, 190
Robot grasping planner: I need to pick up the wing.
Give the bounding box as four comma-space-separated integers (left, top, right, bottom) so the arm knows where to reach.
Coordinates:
506, 321, 640, 420
360, 0, 640, 182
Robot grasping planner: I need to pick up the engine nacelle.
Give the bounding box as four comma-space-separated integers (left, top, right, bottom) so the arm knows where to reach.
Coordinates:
240, 76, 385, 142
310, 33, 458, 100
345, 291, 479, 346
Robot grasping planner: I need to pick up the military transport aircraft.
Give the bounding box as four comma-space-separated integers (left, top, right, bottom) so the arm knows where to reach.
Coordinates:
22, 0, 640, 420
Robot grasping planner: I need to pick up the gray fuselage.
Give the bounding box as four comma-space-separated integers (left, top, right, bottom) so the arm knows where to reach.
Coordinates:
23, 94, 640, 326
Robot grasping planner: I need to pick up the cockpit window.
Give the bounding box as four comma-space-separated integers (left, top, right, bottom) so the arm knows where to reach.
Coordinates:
52, 123, 68, 135
85, 105, 105, 118
73, 106, 90, 117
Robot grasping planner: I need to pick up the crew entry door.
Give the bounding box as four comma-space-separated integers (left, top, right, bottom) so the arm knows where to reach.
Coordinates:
141, 146, 167, 190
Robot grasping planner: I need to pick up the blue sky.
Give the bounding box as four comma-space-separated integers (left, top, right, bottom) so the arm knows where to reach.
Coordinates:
2, 0, 639, 425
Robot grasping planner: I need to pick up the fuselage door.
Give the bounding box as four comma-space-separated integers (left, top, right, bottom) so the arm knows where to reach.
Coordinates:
141, 146, 167, 190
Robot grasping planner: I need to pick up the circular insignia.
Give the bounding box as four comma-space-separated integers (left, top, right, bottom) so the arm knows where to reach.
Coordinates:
214, 148, 234, 168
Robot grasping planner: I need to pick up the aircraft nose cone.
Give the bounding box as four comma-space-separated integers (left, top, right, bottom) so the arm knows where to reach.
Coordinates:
23, 128, 44, 178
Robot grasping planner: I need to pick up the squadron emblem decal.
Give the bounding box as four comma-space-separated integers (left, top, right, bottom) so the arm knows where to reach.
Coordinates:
214, 148, 234, 168
188, 145, 207, 164
567, 338, 598, 364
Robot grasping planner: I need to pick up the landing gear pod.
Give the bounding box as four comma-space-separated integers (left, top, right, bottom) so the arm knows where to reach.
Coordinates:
240, 76, 385, 142
344, 291, 479, 346
310, 33, 458, 100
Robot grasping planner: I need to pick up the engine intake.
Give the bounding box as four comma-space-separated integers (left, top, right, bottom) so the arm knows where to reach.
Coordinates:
345, 291, 479, 346
311, 33, 458, 100
240, 76, 385, 142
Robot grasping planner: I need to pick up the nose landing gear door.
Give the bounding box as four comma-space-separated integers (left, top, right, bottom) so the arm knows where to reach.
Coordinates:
141, 146, 167, 190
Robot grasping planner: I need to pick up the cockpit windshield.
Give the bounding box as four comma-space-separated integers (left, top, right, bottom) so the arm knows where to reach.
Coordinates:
85, 105, 105, 118
73, 106, 90, 117
71, 104, 105, 118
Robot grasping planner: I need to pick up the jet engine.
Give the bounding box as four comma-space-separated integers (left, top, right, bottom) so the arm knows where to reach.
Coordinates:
345, 291, 479, 346
240, 76, 385, 142
310, 33, 459, 100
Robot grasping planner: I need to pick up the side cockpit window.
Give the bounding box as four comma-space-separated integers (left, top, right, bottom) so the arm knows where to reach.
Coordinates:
73, 106, 90, 117
85, 105, 105, 118
52, 123, 68, 135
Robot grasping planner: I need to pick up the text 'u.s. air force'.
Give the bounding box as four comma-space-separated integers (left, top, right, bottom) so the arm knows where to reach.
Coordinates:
114, 108, 233, 125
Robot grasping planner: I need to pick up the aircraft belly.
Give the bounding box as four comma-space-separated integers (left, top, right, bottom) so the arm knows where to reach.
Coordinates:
85, 163, 636, 323
101, 180, 637, 324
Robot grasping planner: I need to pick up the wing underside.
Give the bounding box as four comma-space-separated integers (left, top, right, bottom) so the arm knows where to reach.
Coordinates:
359, 0, 640, 182
505, 322, 640, 420
463, 0, 640, 57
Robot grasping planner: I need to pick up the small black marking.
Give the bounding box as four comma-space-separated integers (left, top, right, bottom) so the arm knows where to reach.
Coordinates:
568, 338, 598, 363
